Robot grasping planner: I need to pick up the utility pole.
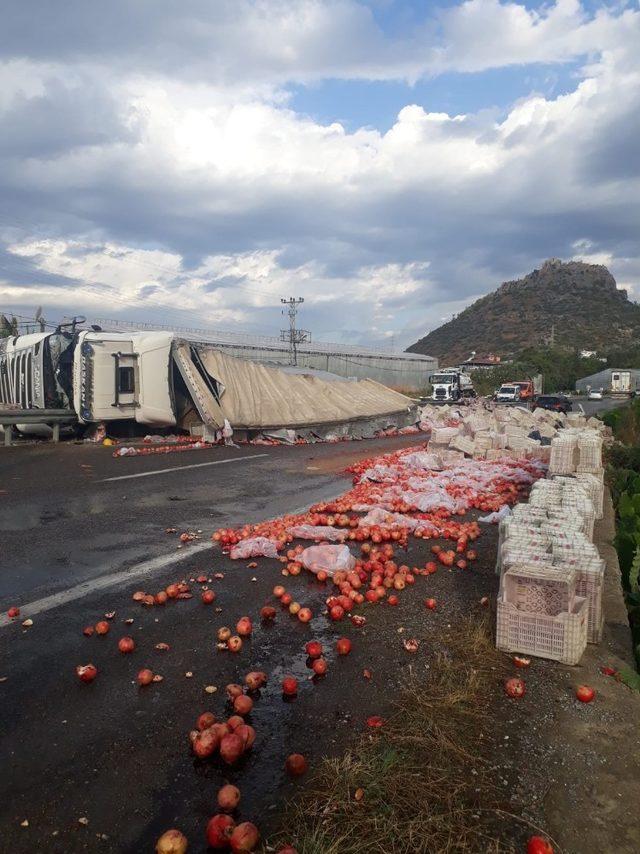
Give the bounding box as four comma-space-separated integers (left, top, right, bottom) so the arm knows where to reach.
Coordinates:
280, 297, 310, 365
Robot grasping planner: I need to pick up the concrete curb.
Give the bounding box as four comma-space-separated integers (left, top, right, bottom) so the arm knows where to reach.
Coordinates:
542, 487, 640, 854
597, 491, 636, 667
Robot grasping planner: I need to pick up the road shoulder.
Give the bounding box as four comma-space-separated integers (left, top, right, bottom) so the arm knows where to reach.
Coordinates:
541, 492, 640, 853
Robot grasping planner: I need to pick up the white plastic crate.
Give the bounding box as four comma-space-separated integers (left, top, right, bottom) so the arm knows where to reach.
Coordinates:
496, 595, 588, 665
450, 435, 475, 455
577, 433, 603, 472
575, 472, 604, 519
501, 564, 578, 614
564, 560, 604, 644
499, 543, 553, 575
511, 504, 549, 521
549, 434, 578, 474
431, 427, 460, 444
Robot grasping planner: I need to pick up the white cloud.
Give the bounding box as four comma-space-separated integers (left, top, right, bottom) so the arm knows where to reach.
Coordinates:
0, 1, 635, 85
0, 1, 639, 348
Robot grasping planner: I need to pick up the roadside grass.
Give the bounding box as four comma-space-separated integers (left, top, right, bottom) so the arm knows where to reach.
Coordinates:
273, 618, 536, 854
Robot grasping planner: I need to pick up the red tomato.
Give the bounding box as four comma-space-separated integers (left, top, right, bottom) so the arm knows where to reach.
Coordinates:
526, 836, 554, 854
504, 677, 526, 698
575, 685, 595, 703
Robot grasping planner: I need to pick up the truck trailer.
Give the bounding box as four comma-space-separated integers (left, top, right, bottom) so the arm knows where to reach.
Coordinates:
0, 327, 417, 439
610, 370, 631, 395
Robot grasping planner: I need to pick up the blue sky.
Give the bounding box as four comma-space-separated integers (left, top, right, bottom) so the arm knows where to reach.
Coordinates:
290, 61, 583, 132
0, 0, 638, 349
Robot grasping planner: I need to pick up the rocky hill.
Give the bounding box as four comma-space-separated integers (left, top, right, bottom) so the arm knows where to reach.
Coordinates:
407, 259, 640, 365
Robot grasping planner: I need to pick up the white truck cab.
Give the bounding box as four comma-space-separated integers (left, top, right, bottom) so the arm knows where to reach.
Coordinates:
429, 369, 475, 402
73, 331, 176, 426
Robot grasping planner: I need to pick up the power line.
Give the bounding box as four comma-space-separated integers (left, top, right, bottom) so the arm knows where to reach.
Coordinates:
280, 297, 309, 366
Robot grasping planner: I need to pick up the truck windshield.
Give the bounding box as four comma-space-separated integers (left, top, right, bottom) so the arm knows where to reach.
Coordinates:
432, 374, 455, 384
499, 386, 516, 394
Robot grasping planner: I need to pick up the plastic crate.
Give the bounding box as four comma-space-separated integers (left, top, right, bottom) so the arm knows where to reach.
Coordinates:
555, 559, 605, 644
498, 542, 554, 575
574, 472, 604, 519
577, 434, 603, 471
549, 435, 578, 475
501, 564, 578, 615
496, 595, 588, 664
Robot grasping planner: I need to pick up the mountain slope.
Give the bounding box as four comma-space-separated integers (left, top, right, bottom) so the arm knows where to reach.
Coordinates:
407, 259, 640, 365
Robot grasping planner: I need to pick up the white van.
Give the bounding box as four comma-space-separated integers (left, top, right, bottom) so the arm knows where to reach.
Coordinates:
495, 384, 521, 403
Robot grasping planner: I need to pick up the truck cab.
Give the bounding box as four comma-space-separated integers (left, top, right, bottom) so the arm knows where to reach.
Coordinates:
513, 380, 534, 400
429, 369, 475, 402
73, 331, 176, 426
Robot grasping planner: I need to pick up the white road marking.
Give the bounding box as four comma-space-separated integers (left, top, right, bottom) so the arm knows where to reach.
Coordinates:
0, 541, 212, 628
100, 453, 269, 482
0, 490, 344, 629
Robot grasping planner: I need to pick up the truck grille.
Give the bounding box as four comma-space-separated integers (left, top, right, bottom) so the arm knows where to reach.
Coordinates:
0, 350, 35, 407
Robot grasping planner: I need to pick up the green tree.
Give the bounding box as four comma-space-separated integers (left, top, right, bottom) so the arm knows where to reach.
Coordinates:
0, 314, 19, 338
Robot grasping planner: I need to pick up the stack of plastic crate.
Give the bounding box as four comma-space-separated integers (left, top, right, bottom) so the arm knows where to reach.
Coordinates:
549, 433, 578, 475
529, 479, 596, 540
498, 503, 604, 644
558, 484, 596, 540
574, 471, 604, 519
496, 564, 588, 664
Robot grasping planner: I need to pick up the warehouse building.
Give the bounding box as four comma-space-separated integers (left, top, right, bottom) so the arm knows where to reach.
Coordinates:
92, 319, 437, 392
575, 368, 640, 394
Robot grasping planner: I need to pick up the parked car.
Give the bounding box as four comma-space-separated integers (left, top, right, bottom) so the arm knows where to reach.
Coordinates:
587, 388, 603, 400
533, 394, 573, 414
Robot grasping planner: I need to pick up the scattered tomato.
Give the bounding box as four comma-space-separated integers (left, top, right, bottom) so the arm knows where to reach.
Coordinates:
504, 677, 526, 699
575, 685, 595, 703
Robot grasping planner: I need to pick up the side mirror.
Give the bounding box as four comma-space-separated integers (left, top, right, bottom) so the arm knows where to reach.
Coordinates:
428, 376, 433, 383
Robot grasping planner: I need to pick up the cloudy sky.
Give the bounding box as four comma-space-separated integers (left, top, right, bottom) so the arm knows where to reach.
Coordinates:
1, 0, 639, 349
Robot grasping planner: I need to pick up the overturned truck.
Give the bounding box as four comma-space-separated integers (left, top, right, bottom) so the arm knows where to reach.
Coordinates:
0, 329, 417, 440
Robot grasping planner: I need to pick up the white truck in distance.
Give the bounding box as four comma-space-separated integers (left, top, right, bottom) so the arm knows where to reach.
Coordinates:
429, 369, 475, 402
495, 384, 521, 403
610, 371, 631, 395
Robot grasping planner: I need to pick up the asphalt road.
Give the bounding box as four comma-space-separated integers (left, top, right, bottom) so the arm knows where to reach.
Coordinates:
571, 395, 628, 416
0, 436, 422, 607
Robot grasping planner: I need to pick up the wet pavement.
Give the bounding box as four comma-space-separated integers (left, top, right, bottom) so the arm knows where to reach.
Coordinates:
0, 437, 419, 605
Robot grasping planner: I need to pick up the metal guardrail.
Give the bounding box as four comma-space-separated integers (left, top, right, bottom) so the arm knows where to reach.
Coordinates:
0, 409, 78, 446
